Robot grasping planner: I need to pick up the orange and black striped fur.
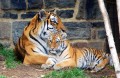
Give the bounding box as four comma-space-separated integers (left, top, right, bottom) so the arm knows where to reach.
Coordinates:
15, 10, 66, 65
42, 32, 113, 72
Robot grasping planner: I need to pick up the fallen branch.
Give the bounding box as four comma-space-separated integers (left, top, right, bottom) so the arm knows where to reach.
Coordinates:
98, 0, 120, 77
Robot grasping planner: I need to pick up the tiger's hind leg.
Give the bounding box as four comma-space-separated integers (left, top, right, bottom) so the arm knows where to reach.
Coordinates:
23, 45, 49, 65
91, 58, 109, 72
23, 54, 48, 65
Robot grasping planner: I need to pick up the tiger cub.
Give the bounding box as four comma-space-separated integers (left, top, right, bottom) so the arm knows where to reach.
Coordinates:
42, 31, 113, 72
15, 10, 66, 65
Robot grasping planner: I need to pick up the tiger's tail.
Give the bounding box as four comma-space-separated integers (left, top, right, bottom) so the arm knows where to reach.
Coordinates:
14, 44, 24, 62
106, 54, 114, 66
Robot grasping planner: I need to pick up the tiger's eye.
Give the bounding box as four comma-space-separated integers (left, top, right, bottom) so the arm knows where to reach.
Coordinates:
49, 40, 52, 43
56, 40, 60, 43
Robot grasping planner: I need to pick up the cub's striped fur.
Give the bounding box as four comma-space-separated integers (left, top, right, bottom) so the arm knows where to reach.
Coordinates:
15, 10, 66, 65
42, 32, 113, 72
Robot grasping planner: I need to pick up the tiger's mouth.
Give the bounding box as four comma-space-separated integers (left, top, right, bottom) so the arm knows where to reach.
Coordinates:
49, 50, 57, 55
49, 49, 61, 55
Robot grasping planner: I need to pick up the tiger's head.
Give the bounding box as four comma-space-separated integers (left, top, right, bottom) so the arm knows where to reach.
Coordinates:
47, 31, 68, 55
26, 9, 66, 40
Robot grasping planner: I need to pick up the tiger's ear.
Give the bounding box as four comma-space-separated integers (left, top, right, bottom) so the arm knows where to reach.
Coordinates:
38, 10, 44, 21
44, 9, 56, 16
38, 9, 52, 20
44, 11, 50, 16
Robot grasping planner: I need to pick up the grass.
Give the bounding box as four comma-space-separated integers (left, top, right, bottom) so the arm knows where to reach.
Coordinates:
108, 65, 114, 70
0, 75, 7, 78
44, 68, 89, 78
0, 45, 21, 68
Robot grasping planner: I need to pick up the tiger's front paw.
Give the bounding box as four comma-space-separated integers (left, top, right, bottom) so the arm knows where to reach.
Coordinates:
41, 58, 57, 69
41, 64, 53, 69
53, 64, 62, 70
90, 70, 97, 73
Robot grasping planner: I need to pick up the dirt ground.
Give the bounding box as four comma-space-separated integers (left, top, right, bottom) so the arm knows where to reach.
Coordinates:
0, 54, 119, 78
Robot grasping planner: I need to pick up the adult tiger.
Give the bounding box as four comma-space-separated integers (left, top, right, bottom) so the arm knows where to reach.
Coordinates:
15, 10, 66, 65
42, 31, 113, 72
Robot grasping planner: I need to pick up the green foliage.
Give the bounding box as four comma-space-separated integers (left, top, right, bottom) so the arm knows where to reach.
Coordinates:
0, 47, 21, 68
108, 65, 114, 69
0, 75, 7, 78
0, 43, 4, 50
100, 76, 114, 78
44, 68, 88, 78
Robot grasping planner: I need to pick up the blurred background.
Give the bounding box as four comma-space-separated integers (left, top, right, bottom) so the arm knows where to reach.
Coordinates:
0, 0, 119, 53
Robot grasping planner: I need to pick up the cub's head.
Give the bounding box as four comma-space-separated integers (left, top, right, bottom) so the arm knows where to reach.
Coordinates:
47, 31, 67, 55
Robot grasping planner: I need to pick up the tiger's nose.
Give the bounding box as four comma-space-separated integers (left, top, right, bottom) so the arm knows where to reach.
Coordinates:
43, 32, 46, 35
51, 48, 54, 51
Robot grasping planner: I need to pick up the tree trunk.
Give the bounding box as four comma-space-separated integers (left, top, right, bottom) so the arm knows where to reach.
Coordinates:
98, 0, 120, 77
116, 0, 120, 38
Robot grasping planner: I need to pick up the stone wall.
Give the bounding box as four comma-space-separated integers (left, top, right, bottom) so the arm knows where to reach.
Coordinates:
0, 0, 106, 50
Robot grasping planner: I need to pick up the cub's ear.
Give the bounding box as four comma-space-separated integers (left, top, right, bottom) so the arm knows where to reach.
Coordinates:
60, 31, 67, 40
50, 9, 55, 14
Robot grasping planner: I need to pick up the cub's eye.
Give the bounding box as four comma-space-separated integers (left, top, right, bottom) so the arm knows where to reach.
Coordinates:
48, 40, 52, 44
48, 27, 53, 30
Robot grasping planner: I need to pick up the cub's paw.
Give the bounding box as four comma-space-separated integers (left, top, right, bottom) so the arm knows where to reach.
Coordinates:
41, 58, 57, 69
